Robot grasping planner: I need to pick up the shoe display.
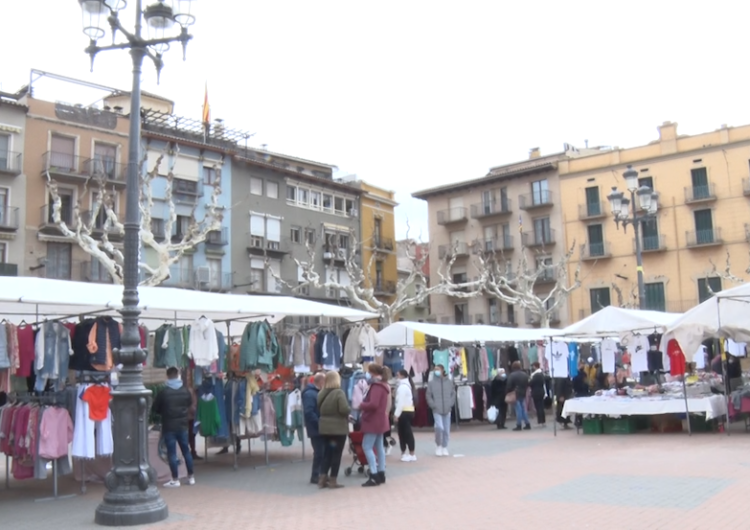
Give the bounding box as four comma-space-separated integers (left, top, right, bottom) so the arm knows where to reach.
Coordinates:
187, 476, 195, 486
163, 480, 180, 488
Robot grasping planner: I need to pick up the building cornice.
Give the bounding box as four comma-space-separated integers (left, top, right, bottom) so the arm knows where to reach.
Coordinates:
27, 113, 129, 138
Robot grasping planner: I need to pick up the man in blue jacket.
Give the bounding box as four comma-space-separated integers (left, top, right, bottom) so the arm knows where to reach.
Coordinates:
302, 372, 326, 484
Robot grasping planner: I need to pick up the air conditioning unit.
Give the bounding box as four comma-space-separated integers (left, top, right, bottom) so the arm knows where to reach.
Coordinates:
349, 208, 358, 218
323, 251, 334, 260
195, 266, 210, 284
336, 248, 347, 260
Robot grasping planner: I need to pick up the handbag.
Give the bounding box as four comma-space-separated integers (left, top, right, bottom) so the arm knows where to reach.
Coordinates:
505, 393, 516, 405
487, 406, 498, 423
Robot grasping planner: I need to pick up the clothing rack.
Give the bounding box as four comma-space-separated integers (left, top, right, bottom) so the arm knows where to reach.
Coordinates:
4, 390, 75, 502
75, 371, 112, 494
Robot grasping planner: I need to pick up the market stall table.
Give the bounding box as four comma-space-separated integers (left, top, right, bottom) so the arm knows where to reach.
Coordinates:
562, 394, 727, 421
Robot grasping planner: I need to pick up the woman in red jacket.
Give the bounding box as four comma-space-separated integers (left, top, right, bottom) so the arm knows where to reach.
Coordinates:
359, 364, 390, 487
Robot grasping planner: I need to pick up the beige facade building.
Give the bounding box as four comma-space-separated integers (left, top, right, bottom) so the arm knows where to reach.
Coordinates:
559, 121, 750, 320
20, 91, 130, 281
0, 92, 27, 276
413, 148, 597, 327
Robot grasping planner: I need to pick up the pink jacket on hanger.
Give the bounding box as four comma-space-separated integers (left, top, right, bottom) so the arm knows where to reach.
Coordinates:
38, 407, 74, 460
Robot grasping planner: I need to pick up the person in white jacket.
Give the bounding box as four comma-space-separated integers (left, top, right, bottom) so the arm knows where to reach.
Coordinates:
393, 369, 417, 462
188, 317, 219, 367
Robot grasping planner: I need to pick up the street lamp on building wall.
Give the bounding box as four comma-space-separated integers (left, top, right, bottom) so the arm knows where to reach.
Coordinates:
77, 0, 195, 526
607, 165, 659, 310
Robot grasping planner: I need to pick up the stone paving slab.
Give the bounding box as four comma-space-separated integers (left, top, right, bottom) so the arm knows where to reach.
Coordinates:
2, 423, 750, 529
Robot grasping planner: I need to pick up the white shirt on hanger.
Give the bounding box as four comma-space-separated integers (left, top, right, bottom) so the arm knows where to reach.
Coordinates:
630, 335, 650, 373
726, 339, 747, 358
545, 342, 569, 378
601, 338, 617, 374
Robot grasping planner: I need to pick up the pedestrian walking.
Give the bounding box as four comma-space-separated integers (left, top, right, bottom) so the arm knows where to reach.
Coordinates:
426, 364, 455, 456
302, 372, 325, 484
359, 364, 390, 487
507, 361, 531, 431
317, 371, 350, 489
152, 367, 195, 487
393, 369, 416, 461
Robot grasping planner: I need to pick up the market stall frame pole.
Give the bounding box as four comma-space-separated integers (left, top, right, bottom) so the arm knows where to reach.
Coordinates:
717, 298, 731, 436
78, 0, 196, 525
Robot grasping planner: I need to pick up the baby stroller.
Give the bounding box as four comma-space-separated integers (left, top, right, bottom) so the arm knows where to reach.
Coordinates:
343, 421, 369, 477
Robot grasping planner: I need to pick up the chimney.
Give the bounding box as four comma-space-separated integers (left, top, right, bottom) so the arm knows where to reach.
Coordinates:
658, 121, 677, 141
529, 147, 541, 159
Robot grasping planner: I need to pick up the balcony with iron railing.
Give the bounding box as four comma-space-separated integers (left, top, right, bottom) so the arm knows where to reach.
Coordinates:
163, 266, 195, 288
582, 241, 611, 260
470, 198, 512, 219
438, 241, 469, 259
476, 235, 514, 254
686, 228, 722, 247
39, 204, 76, 233
0, 263, 18, 276
437, 207, 468, 225
80, 261, 114, 284
0, 206, 19, 231
172, 179, 205, 204
247, 234, 288, 257
41, 152, 126, 185
205, 227, 229, 248
522, 229, 555, 247
0, 151, 22, 176
518, 190, 553, 210
374, 280, 397, 295
578, 201, 606, 220
151, 218, 167, 241
637, 234, 667, 253
373, 237, 394, 252
195, 271, 233, 292
525, 308, 560, 325
535, 267, 557, 284
323, 245, 349, 262
684, 183, 716, 203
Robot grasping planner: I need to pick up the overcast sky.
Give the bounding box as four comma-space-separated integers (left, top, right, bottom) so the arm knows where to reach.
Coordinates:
3, 1, 750, 239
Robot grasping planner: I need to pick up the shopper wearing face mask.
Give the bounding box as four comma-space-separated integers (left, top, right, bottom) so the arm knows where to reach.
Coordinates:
393, 369, 417, 462
426, 364, 456, 456
490, 368, 508, 429
359, 364, 391, 487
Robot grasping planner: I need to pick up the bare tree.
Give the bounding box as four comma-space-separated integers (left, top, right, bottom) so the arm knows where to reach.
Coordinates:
476, 241, 582, 328
267, 227, 484, 325
611, 280, 639, 309
46, 148, 223, 286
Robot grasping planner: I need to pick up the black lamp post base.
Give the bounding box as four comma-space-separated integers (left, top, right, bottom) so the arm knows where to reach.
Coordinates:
95, 487, 168, 526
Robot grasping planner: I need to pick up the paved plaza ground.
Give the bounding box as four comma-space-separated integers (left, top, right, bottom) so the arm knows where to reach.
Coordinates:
1, 422, 748, 529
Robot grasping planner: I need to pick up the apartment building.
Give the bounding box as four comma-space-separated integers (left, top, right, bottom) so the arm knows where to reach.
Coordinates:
230, 150, 361, 301
559, 121, 750, 320
0, 92, 27, 277
137, 100, 235, 292
339, 177, 398, 304
395, 239, 430, 322
413, 148, 594, 327
21, 89, 130, 282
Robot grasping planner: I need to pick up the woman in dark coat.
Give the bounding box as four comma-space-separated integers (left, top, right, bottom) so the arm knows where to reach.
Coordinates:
490, 369, 508, 430
529, 362, 547, 427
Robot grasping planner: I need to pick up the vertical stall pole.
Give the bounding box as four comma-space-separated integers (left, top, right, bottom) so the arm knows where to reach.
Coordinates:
682, 376, 692, 436
5, 455, 9, 489
550, 339, 557, 438
717, 299, 731, 436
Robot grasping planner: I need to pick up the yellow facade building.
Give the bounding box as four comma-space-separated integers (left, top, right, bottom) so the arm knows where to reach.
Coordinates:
340, 176, 399, 308
559, 121, 750, 321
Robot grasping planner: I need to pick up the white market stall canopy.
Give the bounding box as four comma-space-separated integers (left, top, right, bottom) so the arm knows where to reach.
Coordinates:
377, 321, 561, 347
560, 306, 683, 339
665, 281, 750, 360
0, 277, 375, 332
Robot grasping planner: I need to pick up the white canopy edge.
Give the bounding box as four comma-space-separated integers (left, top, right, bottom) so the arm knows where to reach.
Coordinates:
376, 321, 561, 347
559, 306, 682, 339
0, 277, 376, 333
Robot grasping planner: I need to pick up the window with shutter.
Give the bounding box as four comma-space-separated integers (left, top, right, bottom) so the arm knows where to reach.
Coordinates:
589, 287, 611, 313
50, 135, 75, 171
644, 282, 666, 311
587, 224, 604, 256
250, 177, 263, 196
697, 277, 722, 303
691, 167, 709, 199
693, 209, 714, 244
585, 186, 601, 216
46, 242, 72, 280
641, 218, 659, 250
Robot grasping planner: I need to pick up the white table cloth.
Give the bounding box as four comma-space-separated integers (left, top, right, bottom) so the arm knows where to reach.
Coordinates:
561, 394, 727, 420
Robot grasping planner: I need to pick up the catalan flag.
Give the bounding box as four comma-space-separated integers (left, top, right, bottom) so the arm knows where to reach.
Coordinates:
202, 82, 210, 124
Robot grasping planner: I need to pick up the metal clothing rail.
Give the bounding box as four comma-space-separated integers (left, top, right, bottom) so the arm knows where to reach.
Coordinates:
3, 390, 75, 502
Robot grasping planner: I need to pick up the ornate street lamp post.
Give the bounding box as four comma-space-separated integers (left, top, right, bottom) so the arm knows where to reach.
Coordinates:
77, 0, 195, 525
607, 165, 659, 310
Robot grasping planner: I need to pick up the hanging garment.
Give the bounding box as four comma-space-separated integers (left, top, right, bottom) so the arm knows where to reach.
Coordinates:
34, 322, 72, 391
432, 349, 450, 372
568, 343, 579, 378
87, 317, 121, 372
82, 384, 111, 421
725, 339, 747, 358
189, 317, 219, 367
600, 338, 617, 373
197, 395, 221, 437
456, 385, 473, 420
630, 335, 650, 373
69, 319, 97, 371
667, 340, 686, 376
38, 407, 74, 460
16, 325, 35, 378
545, 342, 569, 378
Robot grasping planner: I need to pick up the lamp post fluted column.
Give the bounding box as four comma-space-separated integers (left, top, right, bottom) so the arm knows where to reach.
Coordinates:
77, 0, 195, 526
630, 188, 646, 310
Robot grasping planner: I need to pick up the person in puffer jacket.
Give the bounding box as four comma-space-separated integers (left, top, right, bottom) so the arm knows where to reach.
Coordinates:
426, 364, 455, 457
